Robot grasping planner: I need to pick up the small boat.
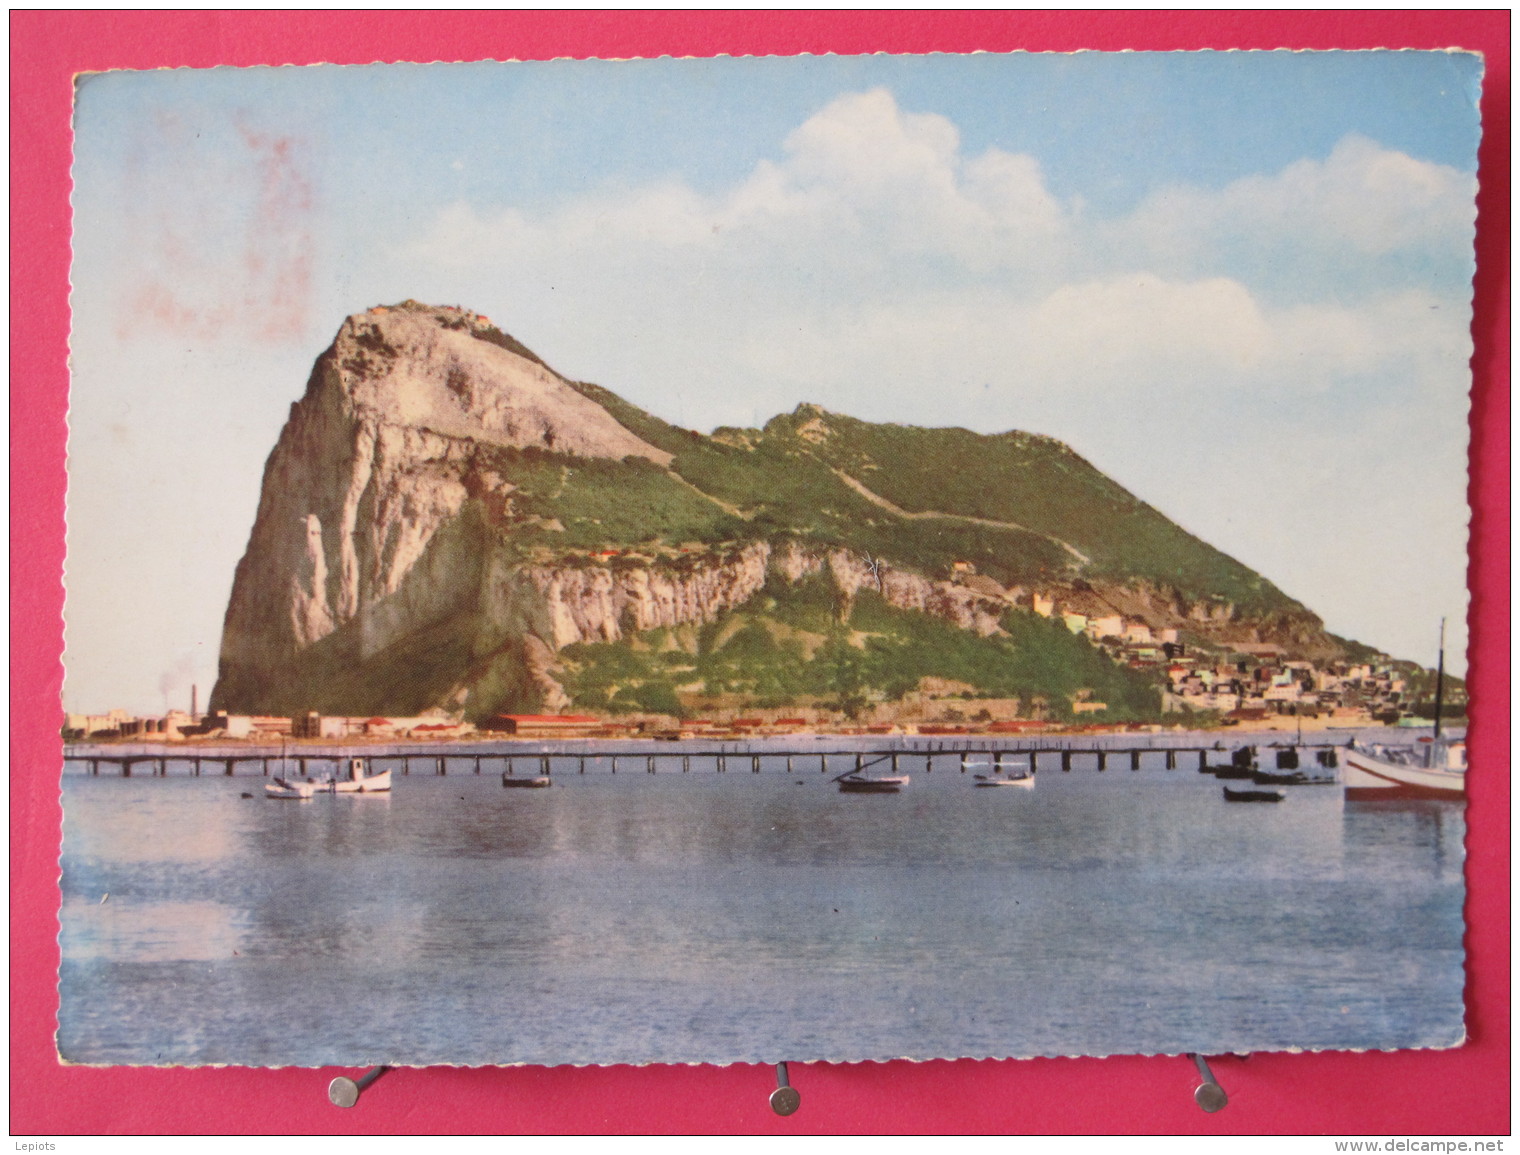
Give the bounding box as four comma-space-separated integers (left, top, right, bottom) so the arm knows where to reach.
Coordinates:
1343, 740, 1464, 801
837, 773, 908, 794
268, 758, 391, 797
325, 757, 391, 793
502, 773, 552, 789
975, 775, 1035, 789
265, 777, 318, 800
1345, 620, 1465, 802
967, 753, 1036, 786
1222, 785, 1285, 803
972, 757, 1036, 789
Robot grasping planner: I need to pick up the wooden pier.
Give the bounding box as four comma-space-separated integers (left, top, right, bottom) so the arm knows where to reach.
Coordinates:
62, 735, 1352, 779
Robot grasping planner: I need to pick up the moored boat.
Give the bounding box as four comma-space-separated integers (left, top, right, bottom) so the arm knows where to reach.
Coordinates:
326, 757, 392, 793
267, 758, 391, 797
837, 773, 908, 794
502, 774, 552, 789
975, 775, 1035, 789
968, 754, 1035, 788
265, 777, 318, 800
1222, 785, 1285, 803
1344, 620, 1465, 802
1343, 740, 1464, 801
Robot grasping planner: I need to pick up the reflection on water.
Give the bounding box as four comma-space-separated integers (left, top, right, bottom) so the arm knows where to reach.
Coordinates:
57, 764, 1466, 1067
60, 898, 242, 963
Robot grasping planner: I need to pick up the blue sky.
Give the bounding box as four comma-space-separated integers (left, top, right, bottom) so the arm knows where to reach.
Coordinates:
67, 51, 1482, 713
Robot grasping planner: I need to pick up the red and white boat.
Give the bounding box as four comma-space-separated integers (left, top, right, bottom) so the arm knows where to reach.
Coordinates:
1344, 619, 1466, 802
1343, 739, 1465, 801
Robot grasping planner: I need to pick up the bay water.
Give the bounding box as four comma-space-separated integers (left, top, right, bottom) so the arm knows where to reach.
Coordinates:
57, 738, 1466, 1067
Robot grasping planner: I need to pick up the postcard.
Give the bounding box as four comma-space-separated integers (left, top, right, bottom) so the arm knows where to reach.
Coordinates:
59, 49, 1481, 1069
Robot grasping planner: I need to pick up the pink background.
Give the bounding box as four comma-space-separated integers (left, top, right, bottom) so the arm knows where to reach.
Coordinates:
11, 11, 1509, 1136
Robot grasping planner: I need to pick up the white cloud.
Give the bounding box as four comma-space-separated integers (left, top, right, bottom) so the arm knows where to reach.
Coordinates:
395, 83, 1475, 442
1023, 274, 1270, 381
1115, 134, 1476, 286
414, 88, 1071, 283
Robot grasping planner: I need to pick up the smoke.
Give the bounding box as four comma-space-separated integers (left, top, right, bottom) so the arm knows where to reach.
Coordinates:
158, 652, 200, 714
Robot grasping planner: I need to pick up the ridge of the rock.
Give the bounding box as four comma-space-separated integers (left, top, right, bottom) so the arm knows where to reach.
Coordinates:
212, 304, 1356, 723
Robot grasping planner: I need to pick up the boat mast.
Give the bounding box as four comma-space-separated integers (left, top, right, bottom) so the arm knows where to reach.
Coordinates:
1430, 617, 1446, 746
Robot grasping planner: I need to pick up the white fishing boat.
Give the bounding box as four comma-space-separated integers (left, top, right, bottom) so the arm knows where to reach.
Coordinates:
267, 758, 391, 797
1344, 620, 1464, 802
325, 757, 392, 793
1343, 739, 1465, 801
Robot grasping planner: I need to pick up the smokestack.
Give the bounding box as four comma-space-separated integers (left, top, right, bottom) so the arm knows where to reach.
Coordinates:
191, 684, 198, 720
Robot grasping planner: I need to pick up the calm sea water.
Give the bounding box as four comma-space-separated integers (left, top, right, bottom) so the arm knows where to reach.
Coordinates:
57, 740, 1466, 1067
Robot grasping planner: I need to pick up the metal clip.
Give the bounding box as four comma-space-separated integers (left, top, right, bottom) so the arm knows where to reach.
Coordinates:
769, 1062, 800, 1116
328, 1065, 390, 1108
1189, 1053, 1228, 1112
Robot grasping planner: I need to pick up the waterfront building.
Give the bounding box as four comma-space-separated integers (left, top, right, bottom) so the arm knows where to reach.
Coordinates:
479, 714, 603, 738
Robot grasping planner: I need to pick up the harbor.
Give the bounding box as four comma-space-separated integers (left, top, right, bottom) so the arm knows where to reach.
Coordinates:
56, 742, 1466, 1067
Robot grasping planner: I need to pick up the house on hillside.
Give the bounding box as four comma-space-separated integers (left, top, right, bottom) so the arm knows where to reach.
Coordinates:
1087, 614, 1124, 641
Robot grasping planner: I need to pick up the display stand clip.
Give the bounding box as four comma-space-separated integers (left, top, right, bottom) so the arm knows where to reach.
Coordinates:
1189, 1053, 1228, 1112
769, 1062, 801, 1116
329, 1065, 390, 1108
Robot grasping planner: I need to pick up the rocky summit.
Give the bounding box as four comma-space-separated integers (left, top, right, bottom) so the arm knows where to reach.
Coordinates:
211, 301, 1354, 723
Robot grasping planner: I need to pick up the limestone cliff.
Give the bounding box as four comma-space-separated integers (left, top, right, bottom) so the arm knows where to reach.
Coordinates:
212, 301, 671, 716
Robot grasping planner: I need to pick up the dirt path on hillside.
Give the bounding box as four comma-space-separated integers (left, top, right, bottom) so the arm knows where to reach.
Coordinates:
831, 468, 1091, 565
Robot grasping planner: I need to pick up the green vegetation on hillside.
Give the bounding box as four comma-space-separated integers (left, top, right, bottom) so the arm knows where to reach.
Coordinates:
762, 407, 1285, 612
560, 384, 1296, 613
557, 575, 1161, 722
477, 445, 743, 552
